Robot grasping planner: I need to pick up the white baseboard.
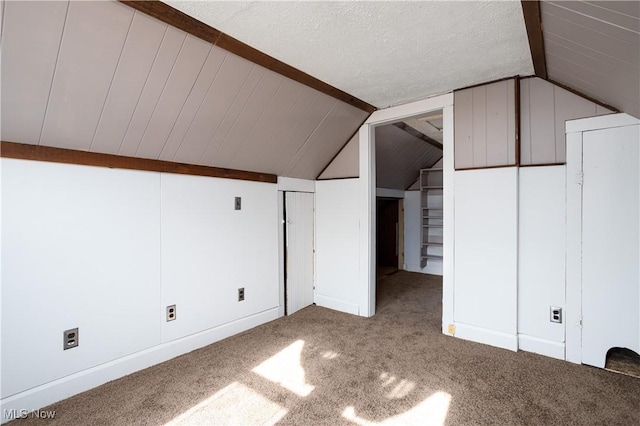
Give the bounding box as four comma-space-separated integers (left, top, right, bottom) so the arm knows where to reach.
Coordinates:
314, 294, 359, 315
403, 263, 443, 276
404, 263, 422, 273
0, 308, 279, 424
518, 334, 565, 360
454, 322, 518, 351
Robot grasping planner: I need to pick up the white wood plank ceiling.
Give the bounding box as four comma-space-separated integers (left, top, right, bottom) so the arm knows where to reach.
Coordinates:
0, 1, 368, 179
375, 122, 442, 190
318, 112, 443, 185
541, 1, 640, 118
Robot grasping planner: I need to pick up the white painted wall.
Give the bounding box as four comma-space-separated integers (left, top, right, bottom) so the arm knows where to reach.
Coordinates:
315, 179, 360, 315
1, 159, 161, 399
403, 190, 421, 273
453, 167, 518, 350
517, 166, 566, 360
1, 159, 279, 420
160, 173, 279, 342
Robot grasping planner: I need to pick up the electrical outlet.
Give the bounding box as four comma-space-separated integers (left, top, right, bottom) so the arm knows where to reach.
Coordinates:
238, 287, 245, 302
166, 305, 177, 322
235, 197, 241, 210
550, 307, 562, 323
63, 328, 79, 350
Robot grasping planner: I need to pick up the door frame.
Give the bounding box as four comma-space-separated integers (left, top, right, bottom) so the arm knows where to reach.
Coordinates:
358, 93, 454, 334
565, 113, 640, 363
277, 177, 316, 318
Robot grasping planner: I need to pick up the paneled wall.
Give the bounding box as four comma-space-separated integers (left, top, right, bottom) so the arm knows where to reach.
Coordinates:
317, 135, 359, 179
315, 179, 360, 314
520, 77, 613, 165
1, 159, 279, 411
0, 1, 368, 180
450, 77, 614, 357
453, 167, 519, 350
454, 79, 517, 169
518, 166, 566, 359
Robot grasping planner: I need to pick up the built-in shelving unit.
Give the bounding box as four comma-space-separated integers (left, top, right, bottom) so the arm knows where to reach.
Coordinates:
420, 168, 443, 268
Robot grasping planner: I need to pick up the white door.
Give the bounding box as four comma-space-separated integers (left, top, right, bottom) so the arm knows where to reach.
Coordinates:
285, 192, 315, 315
581, 124, 640, 367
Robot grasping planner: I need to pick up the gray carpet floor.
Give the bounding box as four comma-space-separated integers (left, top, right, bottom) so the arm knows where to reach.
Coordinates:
16, 272, 640, 425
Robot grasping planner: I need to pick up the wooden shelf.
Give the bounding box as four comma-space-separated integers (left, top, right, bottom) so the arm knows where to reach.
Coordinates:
420, 167, 444, 268
421, 254, 444, 261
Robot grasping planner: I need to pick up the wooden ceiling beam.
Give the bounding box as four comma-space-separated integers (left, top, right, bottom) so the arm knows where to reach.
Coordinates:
521, 0, 548, 79
0, 141, 277, 184
119, 1, 376, 114
392, 122, 443, 150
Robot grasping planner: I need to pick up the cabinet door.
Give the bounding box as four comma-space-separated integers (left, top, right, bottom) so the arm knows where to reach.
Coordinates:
581, 124, 639, 367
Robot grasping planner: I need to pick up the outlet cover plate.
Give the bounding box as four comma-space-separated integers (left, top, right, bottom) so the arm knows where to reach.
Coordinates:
550, 307, 562, 323
63, 328, 79, 350
167, 305, 177, 322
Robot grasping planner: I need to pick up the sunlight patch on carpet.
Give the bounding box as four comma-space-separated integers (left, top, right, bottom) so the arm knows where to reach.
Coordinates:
252, 339, 315, 397
322, 350, 339, 359
342, 391, 451, 426
379, 373, 416, 399
165, 382, 287, 425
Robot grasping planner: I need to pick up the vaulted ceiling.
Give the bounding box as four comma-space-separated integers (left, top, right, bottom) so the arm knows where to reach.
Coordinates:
1, 1, 638, 182
0, 1, 368, 180
541, 1, 639, 118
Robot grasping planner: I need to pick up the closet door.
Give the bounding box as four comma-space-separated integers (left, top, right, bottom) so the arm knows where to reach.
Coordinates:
581, 124, 639, 367
285, 192, 315, 315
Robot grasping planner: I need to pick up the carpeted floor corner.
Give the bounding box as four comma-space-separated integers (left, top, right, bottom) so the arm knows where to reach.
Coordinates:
14, 272, 640, 425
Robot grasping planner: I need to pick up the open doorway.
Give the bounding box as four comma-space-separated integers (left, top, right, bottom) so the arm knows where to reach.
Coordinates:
376, 198, 400, 277
357, 93, 453, 330
373, 110, 444, 304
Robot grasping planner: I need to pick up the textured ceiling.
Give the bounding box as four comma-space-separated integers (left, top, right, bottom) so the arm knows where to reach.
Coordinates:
164, 1, 534, 108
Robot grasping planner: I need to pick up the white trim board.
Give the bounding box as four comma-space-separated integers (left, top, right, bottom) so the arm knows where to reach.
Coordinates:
314, 294, 359, 316
358, 92, 454, 329
565, 113, 639, 133
518, 334, 565, 361
376, 187, 405, 198
0, 309, 279, 424
277, 177, 316, 193
454, 322, 518, 352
